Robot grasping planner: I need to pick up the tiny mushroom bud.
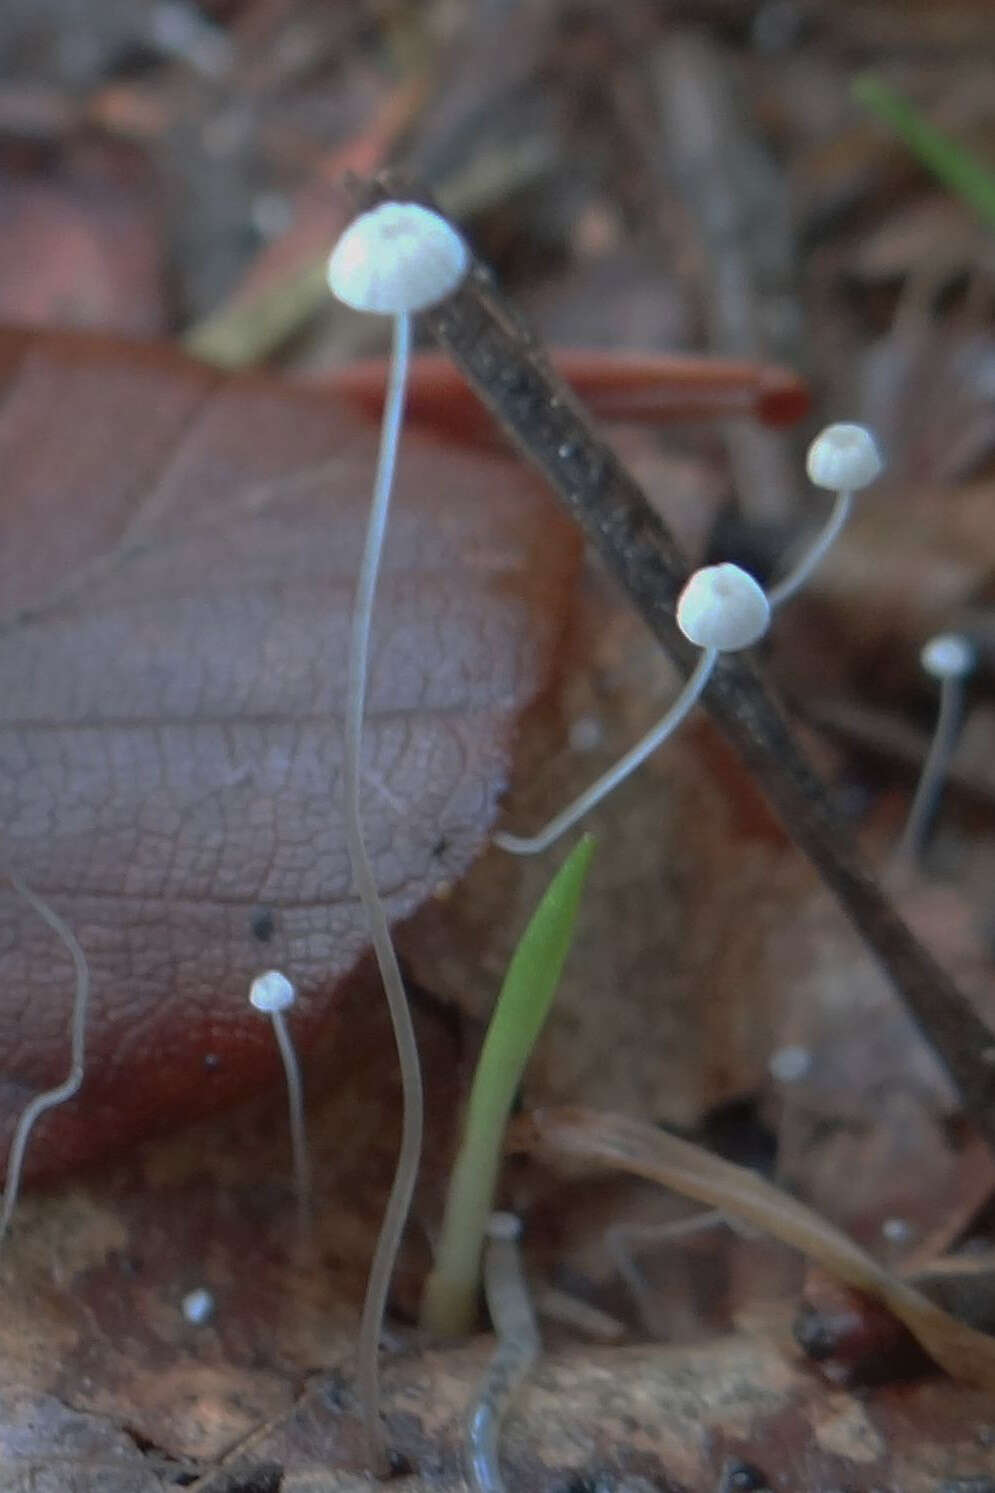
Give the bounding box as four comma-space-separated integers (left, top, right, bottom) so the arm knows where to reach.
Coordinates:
496, 563, 769, 855
768, 421, 884, 608
898, 632, 976, 861
326, 200, 469, 1473
248, 970, 310, 1236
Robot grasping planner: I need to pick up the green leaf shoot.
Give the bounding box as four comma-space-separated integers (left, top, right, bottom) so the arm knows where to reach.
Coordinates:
854, 75, 995, 233
420, 833, 596, 1336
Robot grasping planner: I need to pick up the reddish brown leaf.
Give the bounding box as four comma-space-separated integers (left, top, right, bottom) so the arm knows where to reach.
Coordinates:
0, 327, 580, 1181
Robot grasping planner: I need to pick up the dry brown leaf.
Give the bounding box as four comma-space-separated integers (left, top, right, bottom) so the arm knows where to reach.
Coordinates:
0, 326, 579, 1179
516, 1105, 995, 1394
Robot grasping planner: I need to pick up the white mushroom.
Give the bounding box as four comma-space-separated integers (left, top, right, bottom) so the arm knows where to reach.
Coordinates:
326, 200, 469, 1473
768, 421, 883, 608
248, 970, 310, 1236
899, 633, 976, 860
496, 564, 770, 856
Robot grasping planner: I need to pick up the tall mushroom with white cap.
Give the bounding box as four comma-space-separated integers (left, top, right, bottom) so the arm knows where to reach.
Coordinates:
326, 201, 469, 1471
495, 563, 771, 855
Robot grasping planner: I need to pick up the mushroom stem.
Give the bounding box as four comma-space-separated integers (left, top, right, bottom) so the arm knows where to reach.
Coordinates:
345, 309, 423, 1476
766, 489, 852, 608
0, 878, 90, 1247
466, 1215, 540, 1493
494, 647, 717, 856
897, 646, 972, 861
269, 1008, 311, 1238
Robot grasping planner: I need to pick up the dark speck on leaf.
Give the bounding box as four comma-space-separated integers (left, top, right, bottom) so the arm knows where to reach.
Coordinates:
250, 907, 275, 943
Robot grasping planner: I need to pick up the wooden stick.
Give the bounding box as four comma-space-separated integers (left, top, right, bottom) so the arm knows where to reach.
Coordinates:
353, 174, 995, 1154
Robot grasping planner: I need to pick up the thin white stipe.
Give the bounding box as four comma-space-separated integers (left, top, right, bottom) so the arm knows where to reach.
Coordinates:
494, 648, 717, 856
346, 310, 424, 1476
466, 1219, 539, 1493
270, 1008, 312, 1236
897, 670, 968, 861
0, 878, 90, 1247
766, 489, 852, 608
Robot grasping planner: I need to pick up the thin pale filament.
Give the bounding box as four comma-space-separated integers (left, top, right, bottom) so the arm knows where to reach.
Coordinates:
767, 489, 852, 608
0, 877, 90, 1246
270, 1009, 311, 1239
467, 1223, 540, 1493
495, 648, 717, 856
345, 311, 423, 1476
897, 673, 965, 860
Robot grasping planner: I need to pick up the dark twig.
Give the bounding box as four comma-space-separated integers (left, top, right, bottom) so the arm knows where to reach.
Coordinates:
353, 175, 995, 1154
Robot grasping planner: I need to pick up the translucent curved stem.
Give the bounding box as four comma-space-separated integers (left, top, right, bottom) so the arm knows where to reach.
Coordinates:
0, 877, 90, 1247
767, 490, 852, 608
345, 312, 423, 1476
270, 1010, 311, 1240
897, 674, 965, 861
466, 1220, 540, 1493
495, 648, 717, 856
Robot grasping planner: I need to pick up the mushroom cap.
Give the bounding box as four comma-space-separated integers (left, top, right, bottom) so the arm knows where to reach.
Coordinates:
249, 969, 296, 1014
326, 202, 469, 315
677, 563, 770, 651
806, 422, 883, 492
921, 632, 975, 680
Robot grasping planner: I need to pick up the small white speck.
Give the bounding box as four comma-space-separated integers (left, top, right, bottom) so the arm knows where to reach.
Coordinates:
569, 715, 604, 753
182, 1287, 215, 1325
881, 1217, 913, 1245
768, 1045, 812, 1083
252, 192, 293, 241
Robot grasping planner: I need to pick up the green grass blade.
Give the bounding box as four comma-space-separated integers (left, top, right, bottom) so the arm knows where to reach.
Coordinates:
854, 75, 995, 233
421, 834, 595, 1336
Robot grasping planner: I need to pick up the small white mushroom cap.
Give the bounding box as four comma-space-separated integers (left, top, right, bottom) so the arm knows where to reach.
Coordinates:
806, 422, 883, 492
249, 969, 296, 1014
921, 632, 975, 680
677, 563, 771, 651
326, 202, 468, 315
